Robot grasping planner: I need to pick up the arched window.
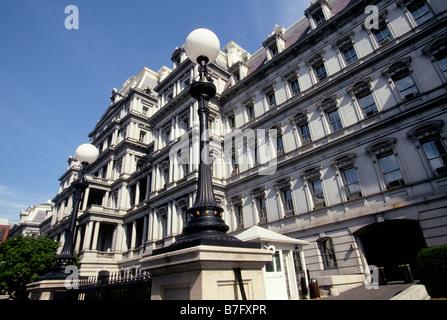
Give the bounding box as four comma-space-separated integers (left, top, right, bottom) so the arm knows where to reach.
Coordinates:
319, 238, 338, 269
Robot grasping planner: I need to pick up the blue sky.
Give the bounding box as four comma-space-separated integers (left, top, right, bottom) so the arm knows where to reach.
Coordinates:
0, 0, 307, 222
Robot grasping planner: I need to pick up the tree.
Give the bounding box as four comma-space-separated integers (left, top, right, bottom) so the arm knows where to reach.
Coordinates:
0, 235, 59, 300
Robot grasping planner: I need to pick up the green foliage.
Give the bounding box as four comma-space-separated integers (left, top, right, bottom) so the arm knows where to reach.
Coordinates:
417, 244, 447, 298
0, 235, 59, 300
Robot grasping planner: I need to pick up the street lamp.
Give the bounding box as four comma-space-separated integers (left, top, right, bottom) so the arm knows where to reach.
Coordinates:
41, 144, 99, 280
163, 29, 243, 250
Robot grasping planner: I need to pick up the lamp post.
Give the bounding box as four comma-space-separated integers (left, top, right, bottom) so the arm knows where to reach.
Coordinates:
166, 29, 242, 249
41, 144, 99, 280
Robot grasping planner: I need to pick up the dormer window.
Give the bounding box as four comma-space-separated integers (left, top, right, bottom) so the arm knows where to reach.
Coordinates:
171, 47, 186, 69
305, 0, 332, 30
313, 9, 326, 25
263, 25, 286, 61
270, 44, 279, 57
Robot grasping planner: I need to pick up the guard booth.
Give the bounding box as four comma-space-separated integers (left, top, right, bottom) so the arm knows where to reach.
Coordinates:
236, 226, 311, 300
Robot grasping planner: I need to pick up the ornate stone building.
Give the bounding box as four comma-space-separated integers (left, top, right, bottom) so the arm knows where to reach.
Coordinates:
25, 0, 447, 297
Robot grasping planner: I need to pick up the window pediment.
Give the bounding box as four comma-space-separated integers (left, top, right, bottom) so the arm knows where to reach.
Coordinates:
366, 138, 397, 157
381, 57, 412, 78
300, 166, 323, 181
407, 121, 445, 141
331, 154, 357, 170
250, 187, 267, 199
317, 95, 339, 112
347, 78, 373, 96
275, 177, 293, 190
290, 110, 310, 126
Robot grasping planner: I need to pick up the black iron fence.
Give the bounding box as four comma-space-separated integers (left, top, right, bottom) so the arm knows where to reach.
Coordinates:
70, 269, 151, 300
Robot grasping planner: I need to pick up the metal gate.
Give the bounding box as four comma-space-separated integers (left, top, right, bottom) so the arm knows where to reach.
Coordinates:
71, 269, 151, 300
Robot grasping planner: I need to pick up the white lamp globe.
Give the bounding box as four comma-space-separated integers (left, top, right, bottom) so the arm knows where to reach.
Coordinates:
184, 28, 220, 63
75, 144, 99, 164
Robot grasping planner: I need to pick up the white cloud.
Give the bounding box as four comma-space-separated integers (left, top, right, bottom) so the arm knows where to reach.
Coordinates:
0, 184, 52, 222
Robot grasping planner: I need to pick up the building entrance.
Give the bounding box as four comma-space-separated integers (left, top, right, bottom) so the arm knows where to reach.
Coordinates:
356, 220, 426, 282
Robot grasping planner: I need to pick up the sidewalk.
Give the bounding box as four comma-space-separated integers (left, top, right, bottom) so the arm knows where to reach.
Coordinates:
322, 281, 416, 300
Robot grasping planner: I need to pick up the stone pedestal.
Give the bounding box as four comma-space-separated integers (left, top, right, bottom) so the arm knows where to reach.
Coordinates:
141, 245, 272, 300
27, 279, 70, 300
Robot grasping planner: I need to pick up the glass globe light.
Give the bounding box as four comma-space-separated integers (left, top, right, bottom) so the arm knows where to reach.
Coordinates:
184, 28, 220, 63
75, 144, 99, 164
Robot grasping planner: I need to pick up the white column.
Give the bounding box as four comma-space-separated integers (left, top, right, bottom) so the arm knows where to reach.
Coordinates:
142, 215, 148, 245
167, 203, 173, 236
116, 224, 126, 252
171, 202, 178, 235
91, 221, 100, 251
111, 225, 117, 252
83, 221, 94, 250
147, 209, 154, 242
74, 228, 82, 253
82, 187, 90, 211
135, 181, 141, 205
130, 220, 137, 249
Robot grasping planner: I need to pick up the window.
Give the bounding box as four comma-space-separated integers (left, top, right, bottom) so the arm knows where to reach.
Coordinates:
267, 92, 276, 107
266, 251, 282, 272
301, 167, 325, 210
139, 130, 146, 143
275, 178, 294, 217
342, 46, 358, 65
409, 1, 432, 25
314, 62, 327, 81
229, 114, 236, 130
270, 45, 279, 57
373, 24, 393, 46
276, 129, 285, 154
392, 71, 419, 100
422, 138, 447, 174
342, 167, 362, 199
310, 179, 326, 209
300, 123, 312, 143
142, 107, 149, 116
236, 205, 244, 229
408, 121, 447, 176
161, 213, 168, 239
313, 9, 326, 25
290, 78, 301, 96
251, 187, 268, 223
231, 148, 239, 175
357, 91, 378, 117
161, 161, 170, 187
258, 197, 267, 222
283, 189, 295, 216
331, 154, 362, 201
379, 154, 405, 188
367, 139, 406, 189
327, 109, 343, 132
292, 111, 312, 144
320, 238, 338, 269
247, 105, 255, 120
435, 51, 447, 77
382, 58, 419, 101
